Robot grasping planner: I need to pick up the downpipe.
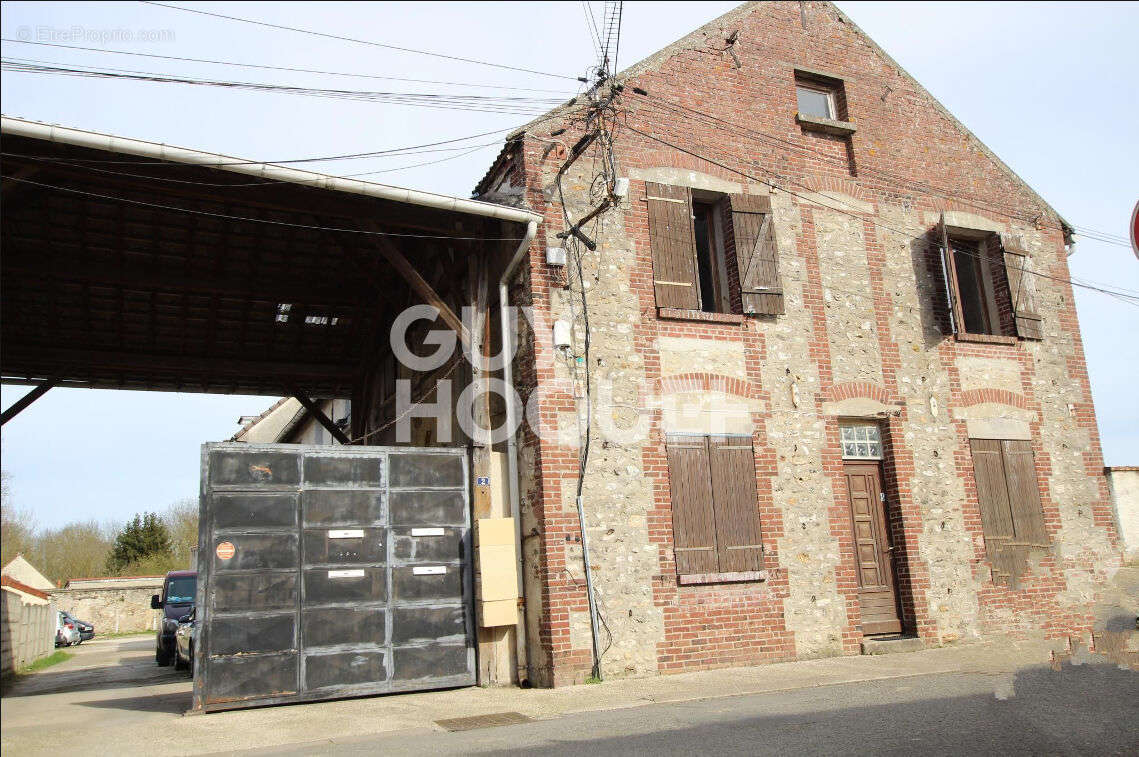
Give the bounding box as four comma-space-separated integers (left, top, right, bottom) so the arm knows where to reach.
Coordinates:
498, 219, 537, 684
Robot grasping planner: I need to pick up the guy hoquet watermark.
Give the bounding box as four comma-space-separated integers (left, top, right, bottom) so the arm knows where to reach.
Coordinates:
389, 305, 749, 446
14, 26, 176, 44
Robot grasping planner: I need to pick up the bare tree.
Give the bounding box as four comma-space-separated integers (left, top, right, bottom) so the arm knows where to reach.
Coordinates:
1, 473, 197, 582
0, 470, 36, 565
30, 520, 116, 585
164, 498, 199, 570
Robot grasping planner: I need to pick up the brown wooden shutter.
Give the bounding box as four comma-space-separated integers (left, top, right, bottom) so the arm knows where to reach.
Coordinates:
969, 438, 1048, 585
665, 434, 718, 574
707, 435, 764, 572
1000, 439, 1048, 545
999, 234, 1044, 340
728, 193, 784, 315
968, 438, 1019, 584
937, 213, 963, 335
645, 182, 700, 310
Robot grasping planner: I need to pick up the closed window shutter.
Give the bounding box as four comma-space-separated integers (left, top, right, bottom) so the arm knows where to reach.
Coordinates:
728, 193, 784, 315
645, 182, 700, 310
999, 234, 1044, 340
707, 435, 764, 572
665, 435, 718, 574
969, 438, 1049, 585
969, 438, 1019, 583
1000, 439, 1048, 546
937, 213, 963, 335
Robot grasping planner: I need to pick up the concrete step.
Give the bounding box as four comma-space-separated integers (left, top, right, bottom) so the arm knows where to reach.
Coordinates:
861, 635, 924, 655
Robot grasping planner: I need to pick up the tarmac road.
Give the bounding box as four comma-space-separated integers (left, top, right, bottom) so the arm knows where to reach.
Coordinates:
2, 614, 1136, 756
251, 662, 1139, 756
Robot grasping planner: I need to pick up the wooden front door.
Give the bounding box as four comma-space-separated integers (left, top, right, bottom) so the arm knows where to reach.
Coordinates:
843, 462, 902, 635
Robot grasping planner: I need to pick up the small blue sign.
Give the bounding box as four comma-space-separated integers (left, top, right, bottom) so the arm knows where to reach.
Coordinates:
476, 476, 490, 486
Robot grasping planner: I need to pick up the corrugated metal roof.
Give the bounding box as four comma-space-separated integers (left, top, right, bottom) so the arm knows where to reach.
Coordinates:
2, 115, 543, 226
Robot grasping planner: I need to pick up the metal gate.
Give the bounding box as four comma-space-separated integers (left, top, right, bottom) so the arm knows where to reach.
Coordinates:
194, 443, 474, 712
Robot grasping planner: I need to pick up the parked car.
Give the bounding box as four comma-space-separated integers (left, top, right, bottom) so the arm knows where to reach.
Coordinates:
60, 611, 95, 642
151, 569, 196, 666
55, 611, 80, 647
174, 607, 195, 672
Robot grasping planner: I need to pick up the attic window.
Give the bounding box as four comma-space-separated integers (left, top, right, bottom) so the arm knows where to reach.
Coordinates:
794, 69, 855, 138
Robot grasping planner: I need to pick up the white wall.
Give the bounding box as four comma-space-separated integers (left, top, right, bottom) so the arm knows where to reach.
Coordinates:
1, 556, 55, 592
1107, 467, 1139, 563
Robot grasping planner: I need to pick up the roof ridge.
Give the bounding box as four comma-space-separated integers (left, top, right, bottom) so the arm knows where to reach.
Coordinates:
231, 396, 290, 441
1, 574, 51, 600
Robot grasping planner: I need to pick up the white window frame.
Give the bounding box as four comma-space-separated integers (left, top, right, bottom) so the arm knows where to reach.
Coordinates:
840, 423, 884, 460
796, 82, 837, 120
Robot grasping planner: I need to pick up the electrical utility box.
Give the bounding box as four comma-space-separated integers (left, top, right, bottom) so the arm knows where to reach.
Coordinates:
193, 443, 475, 712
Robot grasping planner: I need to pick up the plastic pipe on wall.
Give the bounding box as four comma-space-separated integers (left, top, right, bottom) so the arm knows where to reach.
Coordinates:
498, 219, 537, 683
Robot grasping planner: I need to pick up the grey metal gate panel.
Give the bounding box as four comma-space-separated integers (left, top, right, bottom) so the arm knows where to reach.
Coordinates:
194, 443, 474, 712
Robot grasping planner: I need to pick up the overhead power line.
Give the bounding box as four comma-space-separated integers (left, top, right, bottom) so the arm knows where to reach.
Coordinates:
0, 103, 585, 175
0, 174, 529, 241
628, 91, 1134, 250
1, 59, 564, 115
0, 37, 575, 94
1, 141, 501, 187
1071, 227, 1130, 245
622, 122, 1139, 307
582, 2, 604, 64
142, 1, 583, 82
0, 126, 511, 167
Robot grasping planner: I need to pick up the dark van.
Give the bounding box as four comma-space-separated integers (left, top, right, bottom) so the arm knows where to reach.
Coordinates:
151, 570, 196, 666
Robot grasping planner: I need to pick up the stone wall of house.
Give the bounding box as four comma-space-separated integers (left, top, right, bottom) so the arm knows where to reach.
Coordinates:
50, 586, 162, 635
484, 1, 1121, 685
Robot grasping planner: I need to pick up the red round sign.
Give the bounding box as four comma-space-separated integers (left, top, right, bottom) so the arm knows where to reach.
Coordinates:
1132, 200, 1139, 261
215, 541, 235, 560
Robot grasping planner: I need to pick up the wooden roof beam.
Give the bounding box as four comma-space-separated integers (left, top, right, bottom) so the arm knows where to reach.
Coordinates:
291, 389, 352, 445
363, 225, 471, 348
0, 376, 57, 425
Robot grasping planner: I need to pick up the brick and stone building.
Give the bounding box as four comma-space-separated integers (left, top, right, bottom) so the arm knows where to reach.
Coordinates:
474, 1, 1123, 686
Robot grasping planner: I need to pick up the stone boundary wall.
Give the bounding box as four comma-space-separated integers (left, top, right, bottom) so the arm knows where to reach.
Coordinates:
50, 584, 162, 635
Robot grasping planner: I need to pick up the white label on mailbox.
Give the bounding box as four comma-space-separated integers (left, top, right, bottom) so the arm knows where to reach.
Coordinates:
328, 529, 364, 539
411, 527, 445, 537
412, 566, 446, 575
328, 569, 365, 579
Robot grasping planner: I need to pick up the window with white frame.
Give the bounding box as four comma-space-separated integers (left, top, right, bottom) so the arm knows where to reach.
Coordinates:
840, 424, 883, 460
796, 81, 837, 120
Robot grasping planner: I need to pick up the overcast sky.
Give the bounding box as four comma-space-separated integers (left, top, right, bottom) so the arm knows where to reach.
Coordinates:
2, 1, 1136, 531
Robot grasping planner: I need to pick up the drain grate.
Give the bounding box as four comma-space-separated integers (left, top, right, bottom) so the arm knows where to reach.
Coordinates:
435, 711, 533, 731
